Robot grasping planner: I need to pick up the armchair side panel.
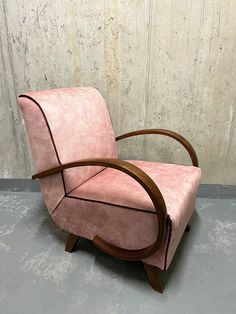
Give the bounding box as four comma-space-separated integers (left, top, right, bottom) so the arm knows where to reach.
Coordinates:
17, 96, 64, 213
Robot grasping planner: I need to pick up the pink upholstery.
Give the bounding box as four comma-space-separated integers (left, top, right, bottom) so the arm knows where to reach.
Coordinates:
52, 160, 201, 269
18, 87, 201, 271
18, 87, 117, 212
17, 96, 65, 212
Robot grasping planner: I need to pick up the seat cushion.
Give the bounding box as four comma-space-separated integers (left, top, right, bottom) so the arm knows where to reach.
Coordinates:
52, 160, 201, 269
69, 160, 201, 229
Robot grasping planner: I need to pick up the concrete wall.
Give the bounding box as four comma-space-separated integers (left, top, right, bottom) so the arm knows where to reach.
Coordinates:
0, 0, 235, 184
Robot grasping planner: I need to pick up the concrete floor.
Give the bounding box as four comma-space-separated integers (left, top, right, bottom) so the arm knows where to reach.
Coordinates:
0, 192, 236, 314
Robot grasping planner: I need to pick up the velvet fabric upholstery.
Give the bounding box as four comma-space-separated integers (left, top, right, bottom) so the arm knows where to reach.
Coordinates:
18, 87, 118, 194
18, 87, 201, 271
18, 87, 117, 212
17, 96, 65, 213
52, 161, 201, 269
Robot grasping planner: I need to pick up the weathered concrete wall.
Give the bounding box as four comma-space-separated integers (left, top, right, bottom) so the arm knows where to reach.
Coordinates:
0, 0, 235, 184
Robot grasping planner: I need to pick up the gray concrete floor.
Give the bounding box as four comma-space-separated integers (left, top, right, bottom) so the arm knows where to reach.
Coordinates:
0, 192, 236, 314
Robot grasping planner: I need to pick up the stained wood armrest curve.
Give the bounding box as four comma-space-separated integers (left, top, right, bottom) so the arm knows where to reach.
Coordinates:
116, 129, 199, 167
32, 158, 167, 261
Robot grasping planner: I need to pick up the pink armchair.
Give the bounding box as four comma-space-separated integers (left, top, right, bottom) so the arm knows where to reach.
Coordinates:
18, 87, 201, 293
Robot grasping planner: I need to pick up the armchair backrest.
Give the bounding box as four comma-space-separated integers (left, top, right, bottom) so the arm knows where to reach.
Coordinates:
18, 87, 118, 212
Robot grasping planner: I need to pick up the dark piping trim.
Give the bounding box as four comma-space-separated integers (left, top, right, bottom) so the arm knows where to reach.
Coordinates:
164, 216, 172, 271
66, 194, 157, 215
19, 95, 66, 194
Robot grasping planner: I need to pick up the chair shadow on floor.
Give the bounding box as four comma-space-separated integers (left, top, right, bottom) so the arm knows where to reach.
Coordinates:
36, 200, 202, 292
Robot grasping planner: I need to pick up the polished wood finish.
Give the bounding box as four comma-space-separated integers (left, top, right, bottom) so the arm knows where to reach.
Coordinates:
33, 158, 167, 261
65, 233, 80, 253
116, 128, 199, 167
143, 262, 164, 293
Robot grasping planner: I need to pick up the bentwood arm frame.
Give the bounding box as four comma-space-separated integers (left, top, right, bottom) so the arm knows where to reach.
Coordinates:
116, 129, 199, 167
32, 158, 167, 261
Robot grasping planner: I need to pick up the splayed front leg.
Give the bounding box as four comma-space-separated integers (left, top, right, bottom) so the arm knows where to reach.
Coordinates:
65, 233, 80, 253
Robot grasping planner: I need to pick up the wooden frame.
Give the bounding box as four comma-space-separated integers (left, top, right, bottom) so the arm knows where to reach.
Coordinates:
116, 129, 199, 167
65, 233, 80, 253
143, 262, 164, 293
33, 158, 167, 260
33, 129, 198, 292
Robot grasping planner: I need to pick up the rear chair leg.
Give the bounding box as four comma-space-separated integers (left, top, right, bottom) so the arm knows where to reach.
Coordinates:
185, 223, 191, 232
65, 233, 80, 252
143, 262, 164, 293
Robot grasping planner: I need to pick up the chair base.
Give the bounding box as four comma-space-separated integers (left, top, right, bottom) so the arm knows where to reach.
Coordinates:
65, 233, 80, 252
64, 223, 192, 293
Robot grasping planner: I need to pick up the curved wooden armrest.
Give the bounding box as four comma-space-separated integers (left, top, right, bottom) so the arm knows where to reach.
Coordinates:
116, 129, 199, 167
33, 158, 167, 261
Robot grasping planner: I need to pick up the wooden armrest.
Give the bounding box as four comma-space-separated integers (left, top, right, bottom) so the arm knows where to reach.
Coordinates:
33, 158, 167, 261
116, 128, 199, 167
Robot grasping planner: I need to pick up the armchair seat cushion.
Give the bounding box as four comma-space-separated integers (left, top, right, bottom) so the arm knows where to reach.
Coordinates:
52, 160, 201, 270
69, 160, 201, 227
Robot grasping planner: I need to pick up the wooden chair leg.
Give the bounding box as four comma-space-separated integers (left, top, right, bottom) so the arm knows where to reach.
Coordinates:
143, 262, 164, 293
185, 223, 191, 232
65, 233, 80, 253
